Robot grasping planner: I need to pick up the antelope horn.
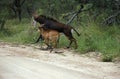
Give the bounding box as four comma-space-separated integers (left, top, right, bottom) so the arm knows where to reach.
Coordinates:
40, 24, 45, 27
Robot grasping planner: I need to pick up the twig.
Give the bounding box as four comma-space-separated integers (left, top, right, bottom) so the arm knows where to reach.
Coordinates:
102, 11, 120, 25
66, 5, 92, 25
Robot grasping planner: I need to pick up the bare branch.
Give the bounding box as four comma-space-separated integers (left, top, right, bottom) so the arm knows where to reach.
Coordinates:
102, 11, 120, 25
66, 5, 92, 25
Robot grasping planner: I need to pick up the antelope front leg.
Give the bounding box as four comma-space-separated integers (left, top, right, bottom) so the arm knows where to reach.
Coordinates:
34, 34, 43, 43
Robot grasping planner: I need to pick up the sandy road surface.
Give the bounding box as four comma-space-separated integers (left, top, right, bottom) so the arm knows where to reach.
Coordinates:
0, 42, 120, 79
0, 56, 100, 79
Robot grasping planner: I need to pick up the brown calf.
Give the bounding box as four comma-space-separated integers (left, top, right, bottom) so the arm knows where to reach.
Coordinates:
38, 25, 60, 49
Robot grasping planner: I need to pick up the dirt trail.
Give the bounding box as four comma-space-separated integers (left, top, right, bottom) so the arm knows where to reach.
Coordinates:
0, 42, 120, 79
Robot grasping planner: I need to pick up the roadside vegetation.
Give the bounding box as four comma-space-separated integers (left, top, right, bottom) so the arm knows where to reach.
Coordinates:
0, 18, 119, 62
0, 0, 120, 62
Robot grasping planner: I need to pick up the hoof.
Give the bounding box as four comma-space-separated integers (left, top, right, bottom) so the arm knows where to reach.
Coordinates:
47, 46, 53, 49
50, 49, 53, 53
63, 46, 70, 49
66, 46, 70, 49
55, 51, 63, 53
40, 48, 49, 51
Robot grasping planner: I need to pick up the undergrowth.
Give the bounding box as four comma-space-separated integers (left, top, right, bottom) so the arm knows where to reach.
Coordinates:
0, 18, 120, 62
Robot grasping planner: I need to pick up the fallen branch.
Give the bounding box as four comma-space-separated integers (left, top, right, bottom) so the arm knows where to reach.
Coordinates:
102, 11, 120, 25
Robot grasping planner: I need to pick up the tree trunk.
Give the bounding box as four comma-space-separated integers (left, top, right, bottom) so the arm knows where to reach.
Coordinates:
0, 20, 6, 30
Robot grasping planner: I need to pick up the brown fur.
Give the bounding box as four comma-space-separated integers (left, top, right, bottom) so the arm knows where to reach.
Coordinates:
38, 26, 60, 48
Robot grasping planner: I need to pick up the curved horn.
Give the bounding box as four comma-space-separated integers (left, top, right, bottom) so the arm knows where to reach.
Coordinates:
32, 11, 39, 18
40, 24, 45, 27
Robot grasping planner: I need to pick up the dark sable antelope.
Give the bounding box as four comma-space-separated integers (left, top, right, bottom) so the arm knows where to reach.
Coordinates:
33, 13, 80, 49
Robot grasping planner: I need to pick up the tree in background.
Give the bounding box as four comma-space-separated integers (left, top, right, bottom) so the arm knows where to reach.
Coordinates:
9, 0, 25, 21
0, 0, 9, 30
0, 0, 119, 25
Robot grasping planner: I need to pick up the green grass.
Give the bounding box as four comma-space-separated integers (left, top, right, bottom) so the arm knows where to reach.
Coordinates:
0, 18, 120, 62
0, 19, 39, 44
76, 22, 120, 62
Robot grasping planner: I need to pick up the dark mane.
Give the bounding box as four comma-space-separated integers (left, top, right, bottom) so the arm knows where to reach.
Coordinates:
40, 15, 58, 22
